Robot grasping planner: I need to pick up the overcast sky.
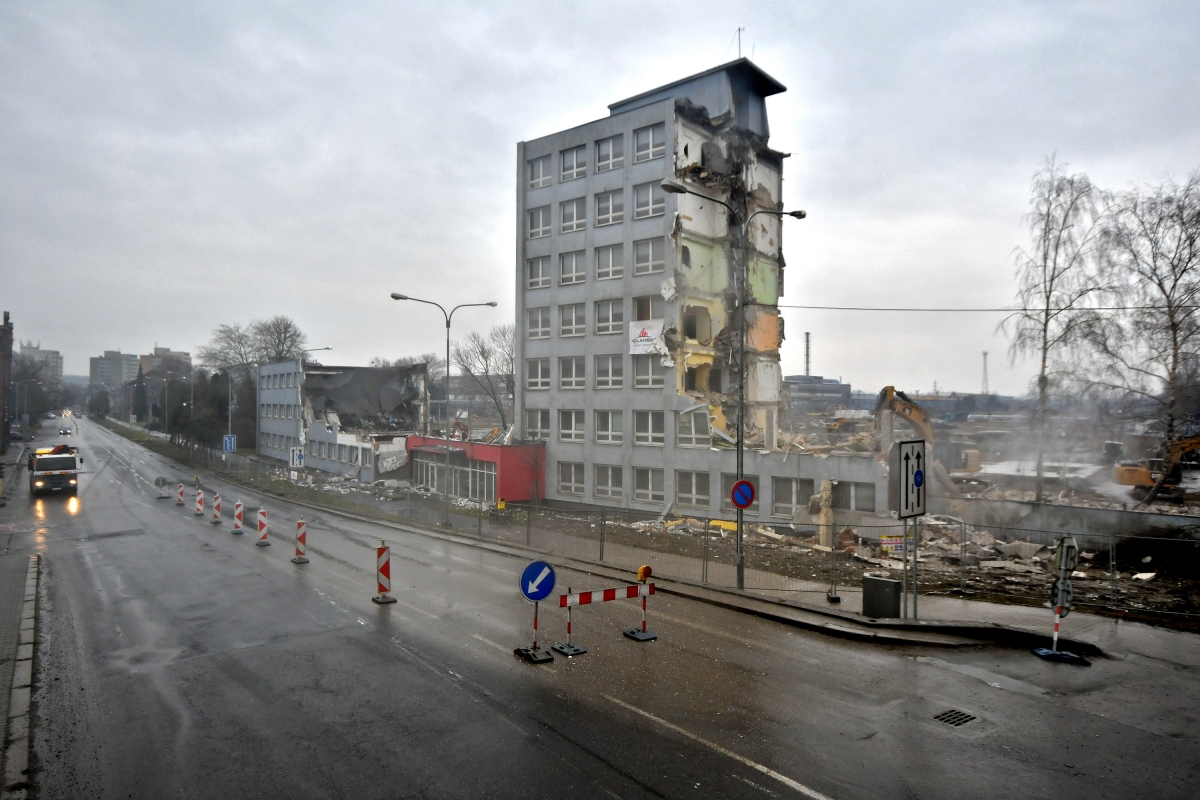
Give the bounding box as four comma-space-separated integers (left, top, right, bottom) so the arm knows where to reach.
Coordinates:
3, 1, 1198, 396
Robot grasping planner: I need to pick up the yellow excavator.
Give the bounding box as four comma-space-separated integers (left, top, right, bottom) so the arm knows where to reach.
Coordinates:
1113, 435, 1200, 502
874, 387, 937, 442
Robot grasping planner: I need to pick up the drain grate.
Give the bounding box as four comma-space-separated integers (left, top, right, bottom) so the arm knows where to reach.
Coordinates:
934, 709, 977, 727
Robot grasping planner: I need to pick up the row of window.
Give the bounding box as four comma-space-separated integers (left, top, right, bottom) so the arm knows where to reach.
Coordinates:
525, 354, 667, 391
260, 432, 299, 450
527, 123, 666, 189
261, 403, 301, 419
305, 439, 374, 467
526, 296, 663, 340
262, 372, 300, 389
526, 408, 709, 446
527, 238, 666, 288
557, 465, 878, 514
527, 182, 666, 238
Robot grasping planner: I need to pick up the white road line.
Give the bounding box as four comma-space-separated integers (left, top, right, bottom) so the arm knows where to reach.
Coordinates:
601, 695, 833, 800
471, 633, 509, 652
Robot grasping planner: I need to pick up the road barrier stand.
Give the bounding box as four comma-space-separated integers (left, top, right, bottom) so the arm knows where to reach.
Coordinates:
515, 560, 555, 663
292, 520, 309, 564
154, 477, 171, 499
624, 565, 657, 642
210, 494, 222, 524
1033, 535, 1090, 666
551, 586, 587, 657
372, 541, 397, 604
231, 501, 244, 535
514, 601, 554, 663
255, 508, 270, 546
176, 483, 185, 506
194, 489, 205, 516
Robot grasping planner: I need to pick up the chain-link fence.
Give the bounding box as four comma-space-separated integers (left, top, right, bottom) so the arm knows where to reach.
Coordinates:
97, 416, 1200, 630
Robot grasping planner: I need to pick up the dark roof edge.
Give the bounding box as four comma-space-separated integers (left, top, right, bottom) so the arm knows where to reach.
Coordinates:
607, 58, 786, 113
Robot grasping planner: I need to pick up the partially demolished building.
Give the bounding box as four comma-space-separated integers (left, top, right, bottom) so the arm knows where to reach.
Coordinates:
514, 59, 891, 524
257, 359, 428, 482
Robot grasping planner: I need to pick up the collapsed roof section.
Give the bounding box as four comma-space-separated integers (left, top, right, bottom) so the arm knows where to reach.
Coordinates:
302, 363, 428, 434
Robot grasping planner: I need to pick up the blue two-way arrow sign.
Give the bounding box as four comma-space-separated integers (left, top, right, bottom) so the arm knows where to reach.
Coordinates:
520, 561, 556, 603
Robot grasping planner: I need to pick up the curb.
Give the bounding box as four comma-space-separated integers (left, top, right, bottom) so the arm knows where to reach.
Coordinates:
2, 554, 38, 800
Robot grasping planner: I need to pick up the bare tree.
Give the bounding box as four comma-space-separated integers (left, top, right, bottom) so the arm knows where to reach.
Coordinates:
251, 316, 309, 363
197, 323, 258, 378
383, 353, 446, 379
1005, 158, 1103, 502
1086, 171, 1200, 502
492, 323, 515, 400
452, 326, 513, 429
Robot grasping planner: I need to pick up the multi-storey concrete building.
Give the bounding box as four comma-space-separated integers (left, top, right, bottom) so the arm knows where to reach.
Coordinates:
89, 350, 139, 389
19, 341, 64, 385
514, 59, 887, 524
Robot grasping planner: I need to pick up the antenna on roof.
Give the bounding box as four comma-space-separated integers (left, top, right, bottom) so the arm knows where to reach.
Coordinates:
737, 26, 745, 58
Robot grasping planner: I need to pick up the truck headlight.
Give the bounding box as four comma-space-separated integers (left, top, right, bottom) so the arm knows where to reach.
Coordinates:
34, 480, 44, 487
69, 479, 77, 485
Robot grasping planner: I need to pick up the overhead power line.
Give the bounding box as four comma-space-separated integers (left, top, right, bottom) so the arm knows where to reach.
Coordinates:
776, 304, 1198, 313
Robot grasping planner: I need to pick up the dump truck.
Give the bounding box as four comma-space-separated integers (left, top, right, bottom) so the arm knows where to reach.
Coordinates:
28, 444, 82, 495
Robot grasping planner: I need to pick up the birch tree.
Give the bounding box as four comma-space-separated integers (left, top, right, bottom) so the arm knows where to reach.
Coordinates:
1007, 158, 1103, 502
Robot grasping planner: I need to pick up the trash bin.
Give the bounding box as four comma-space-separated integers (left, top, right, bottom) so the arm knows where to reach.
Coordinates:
862, 575, 901, 619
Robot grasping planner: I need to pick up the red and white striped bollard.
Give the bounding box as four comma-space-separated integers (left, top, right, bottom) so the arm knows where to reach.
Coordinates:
210, 494, 222, 524
231, 501, 244, 534
255, 508, 270, 546
292, 520, 309, 564
176, 483, 185, 505
372, 541, 397, 604
194, 489, 204, 516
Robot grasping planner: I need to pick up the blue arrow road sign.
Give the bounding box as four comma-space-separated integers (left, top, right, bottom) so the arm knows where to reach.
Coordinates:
223, 435, 237, 452
913, 469, 924, 488
520, 561, 556, 602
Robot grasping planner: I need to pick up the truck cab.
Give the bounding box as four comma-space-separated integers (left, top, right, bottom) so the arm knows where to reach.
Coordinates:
28, 444, 82, 495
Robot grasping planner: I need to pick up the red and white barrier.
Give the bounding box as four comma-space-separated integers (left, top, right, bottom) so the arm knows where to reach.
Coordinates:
176, 483, 185, 505
292, 520, 309, 564
255, 508, 270, 546
560, 584, 654, 607
372, 541, 397, 604
194, 489, 205, 516
231, 501, 244, 534
210, 494, 222, 524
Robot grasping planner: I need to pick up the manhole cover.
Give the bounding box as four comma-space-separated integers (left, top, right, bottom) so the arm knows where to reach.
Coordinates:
933, 709, 977, 727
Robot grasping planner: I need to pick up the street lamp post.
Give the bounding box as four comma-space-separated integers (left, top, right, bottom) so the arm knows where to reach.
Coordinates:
391, 293, 497, 527
662, 178, 805, 590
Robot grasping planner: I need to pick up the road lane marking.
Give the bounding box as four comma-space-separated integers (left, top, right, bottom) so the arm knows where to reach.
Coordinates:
601, 695, 832, 800
471, 633, 509, 652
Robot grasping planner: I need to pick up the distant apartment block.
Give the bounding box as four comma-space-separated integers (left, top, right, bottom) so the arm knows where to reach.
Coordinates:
18, 341, 63, 385
783, 375, 852, 415
140, 347, 192, 379
89, 350, 139, 388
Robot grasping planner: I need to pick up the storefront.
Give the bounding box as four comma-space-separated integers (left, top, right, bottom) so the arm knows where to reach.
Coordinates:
406, 436, 544, 503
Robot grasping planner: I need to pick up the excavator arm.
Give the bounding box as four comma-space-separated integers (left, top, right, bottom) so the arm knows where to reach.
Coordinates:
875, 386, 936, 443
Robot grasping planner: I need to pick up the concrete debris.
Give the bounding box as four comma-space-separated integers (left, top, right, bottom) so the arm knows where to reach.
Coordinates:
994, 541, 1050, 560
1133, 572, 1157, 581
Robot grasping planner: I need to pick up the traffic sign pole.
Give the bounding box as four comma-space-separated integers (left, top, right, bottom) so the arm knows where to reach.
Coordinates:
1033, 535, 1089, 665
516, 561, 555, 663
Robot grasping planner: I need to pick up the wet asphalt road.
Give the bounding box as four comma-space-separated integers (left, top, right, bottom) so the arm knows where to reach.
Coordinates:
4, 418, 1198, 799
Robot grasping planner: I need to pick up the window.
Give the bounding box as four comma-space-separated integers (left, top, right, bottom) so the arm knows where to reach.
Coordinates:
560, 303, 585, 336
349, 447, 359, 465
527, 257, 551, 289
634, 237, 665, 275
527, 307, 550, 339
595, 244, 624, 280
561, 145, 586, 181
595, 299, 624, 335
558, 461, 585, 495
772, 477, 815, 517
559, 409, 585, 442
595, 190, 624, 226
683, 307, 712, 343
560, 251, 585, 285
634, 410, 665, 445
559, 356, 585, 389
722, 474, 760, 512
634, 123, 666, 162
595, 465, 623, 499
338, 444, 347, 462
634, 182, 665, 219
632, 355, 665, 387
525, 409, 550, 441
526, 358, 550, 390
528, 155, 551, 189
362, 448, 373, 467
528, 206, 550, 238
633, 295, 663, 321
833, 482, 877, 513
595, 355, 624, 388
561, 197, 586, 233
595, 410, 623, 444
677, 409, 710, 447
596, 135, 624, 171
676, 471, 710, 508
634, 468, 665, 502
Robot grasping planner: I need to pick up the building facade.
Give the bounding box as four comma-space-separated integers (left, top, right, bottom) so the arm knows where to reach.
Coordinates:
257, 360, 308, 464
782, 375, 852, 416
513, 59, 889, 524
140, 347, 192, 380
89, 350, 139, 389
